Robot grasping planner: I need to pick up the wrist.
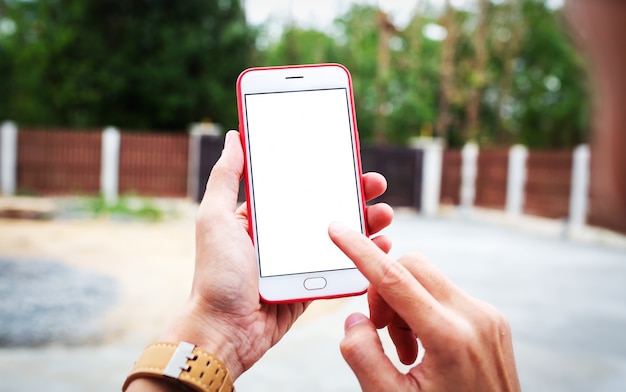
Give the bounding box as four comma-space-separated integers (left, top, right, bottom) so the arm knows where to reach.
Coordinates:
159, 299, 244, 380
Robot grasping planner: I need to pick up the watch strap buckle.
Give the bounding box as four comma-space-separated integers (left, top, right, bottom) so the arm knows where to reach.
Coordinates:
163, 341, 196, 378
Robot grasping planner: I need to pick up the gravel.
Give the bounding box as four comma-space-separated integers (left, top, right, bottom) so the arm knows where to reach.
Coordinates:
0, 259, 118, 347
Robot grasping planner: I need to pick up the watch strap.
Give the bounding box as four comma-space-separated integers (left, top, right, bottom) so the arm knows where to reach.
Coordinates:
122, 342, 235, 392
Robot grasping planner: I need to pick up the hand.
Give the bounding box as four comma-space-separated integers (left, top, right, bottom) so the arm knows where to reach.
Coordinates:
328, 223, 521, 392
149, 130, 393, 382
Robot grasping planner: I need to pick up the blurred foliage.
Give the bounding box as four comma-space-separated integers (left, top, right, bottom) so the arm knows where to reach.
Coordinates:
0, 0, 255, 130
0, 0, 588, 147
254, 0, 589, 148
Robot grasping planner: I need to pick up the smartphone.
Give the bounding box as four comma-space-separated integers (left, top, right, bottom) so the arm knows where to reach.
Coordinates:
236, 63, 368, 303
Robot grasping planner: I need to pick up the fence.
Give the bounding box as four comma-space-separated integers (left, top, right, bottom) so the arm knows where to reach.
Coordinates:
17, 129, 102, 195
442, 146, 575, 218
118, 132, 188, 197
191, 138, 425, 208
524, 150, 572, 219
0, 122, 624, 234
192, 133, 244, 203
474, 149, 509, 210
440, 144, 625, 234
440, 149, 461, 205
3, 125, 189, 198
361, 146, 422, 208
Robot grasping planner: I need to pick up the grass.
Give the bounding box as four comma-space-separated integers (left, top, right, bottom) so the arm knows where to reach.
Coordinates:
84, 193, 164, 222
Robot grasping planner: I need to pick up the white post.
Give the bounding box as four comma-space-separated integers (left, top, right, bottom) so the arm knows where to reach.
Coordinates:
1, 121, 18, 196
419, 140, 444, 217
568, 144, 590, 228
460, 142, 479, 211
506, 144, 528, 218
101, 126, 120, 205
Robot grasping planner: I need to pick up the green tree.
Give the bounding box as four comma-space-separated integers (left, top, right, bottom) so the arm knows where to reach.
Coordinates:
259, 1, 589, 148
387, 12, 441, 144
254, 10, 383, 143
509, 0, 589, 147
1, 0, 255, 130
433, 0, 588, 148
260, 25, 339, 66
334, 5, 441, 144
333, 5, 380, 143
258, 5, 440, 145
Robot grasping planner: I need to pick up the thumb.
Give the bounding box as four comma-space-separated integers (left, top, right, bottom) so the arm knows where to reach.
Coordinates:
341, 313, 407, 392
201, 130, 243, 212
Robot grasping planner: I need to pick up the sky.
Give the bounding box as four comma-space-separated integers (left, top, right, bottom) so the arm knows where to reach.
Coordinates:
243, 0, 565, 34
244, 0, 427, 32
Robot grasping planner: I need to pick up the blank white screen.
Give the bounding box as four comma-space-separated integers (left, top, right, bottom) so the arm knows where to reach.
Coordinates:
245, 88, 363, 277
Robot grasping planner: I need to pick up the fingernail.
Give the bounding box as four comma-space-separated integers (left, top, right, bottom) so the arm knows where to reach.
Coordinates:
329, 221, 350, 236
344, 312, 368, 332
224, 130, 234, 147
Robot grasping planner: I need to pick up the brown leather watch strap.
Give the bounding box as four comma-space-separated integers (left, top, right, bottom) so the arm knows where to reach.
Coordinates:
122, 342, 235, 392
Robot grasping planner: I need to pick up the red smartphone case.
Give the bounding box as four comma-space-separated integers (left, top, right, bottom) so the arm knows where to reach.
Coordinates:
236, 63, 369, 303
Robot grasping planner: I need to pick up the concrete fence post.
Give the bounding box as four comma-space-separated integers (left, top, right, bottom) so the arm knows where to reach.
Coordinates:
460, 142, 479, 211
1, 121, 18, 196
101, 126, 120, 205
414, 139, 443, 217
506, 144, 528, 218
568, 144, 590, 228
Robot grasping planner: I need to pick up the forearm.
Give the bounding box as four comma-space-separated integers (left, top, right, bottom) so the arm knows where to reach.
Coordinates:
126, 377, 190, 392
157, 299, 243, 380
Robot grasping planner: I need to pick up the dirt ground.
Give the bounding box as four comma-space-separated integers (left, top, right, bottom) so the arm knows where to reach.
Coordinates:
0, 199, 340, 345
0, 215, 192, 341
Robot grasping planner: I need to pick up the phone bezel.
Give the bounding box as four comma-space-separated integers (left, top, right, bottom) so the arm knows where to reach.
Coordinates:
236, 63, 369, 303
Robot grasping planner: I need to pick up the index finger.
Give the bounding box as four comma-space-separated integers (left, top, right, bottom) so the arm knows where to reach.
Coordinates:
328, 221, 445, 335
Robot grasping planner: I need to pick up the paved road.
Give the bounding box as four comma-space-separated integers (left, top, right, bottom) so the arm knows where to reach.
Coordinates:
236, 212, 626, 392
1, 211, 625, 391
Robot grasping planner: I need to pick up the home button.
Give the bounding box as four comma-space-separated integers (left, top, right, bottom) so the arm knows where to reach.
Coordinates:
304, 277, 327, 290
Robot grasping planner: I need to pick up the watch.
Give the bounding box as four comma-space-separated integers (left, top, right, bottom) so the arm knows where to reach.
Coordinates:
122, 341, 235, 392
